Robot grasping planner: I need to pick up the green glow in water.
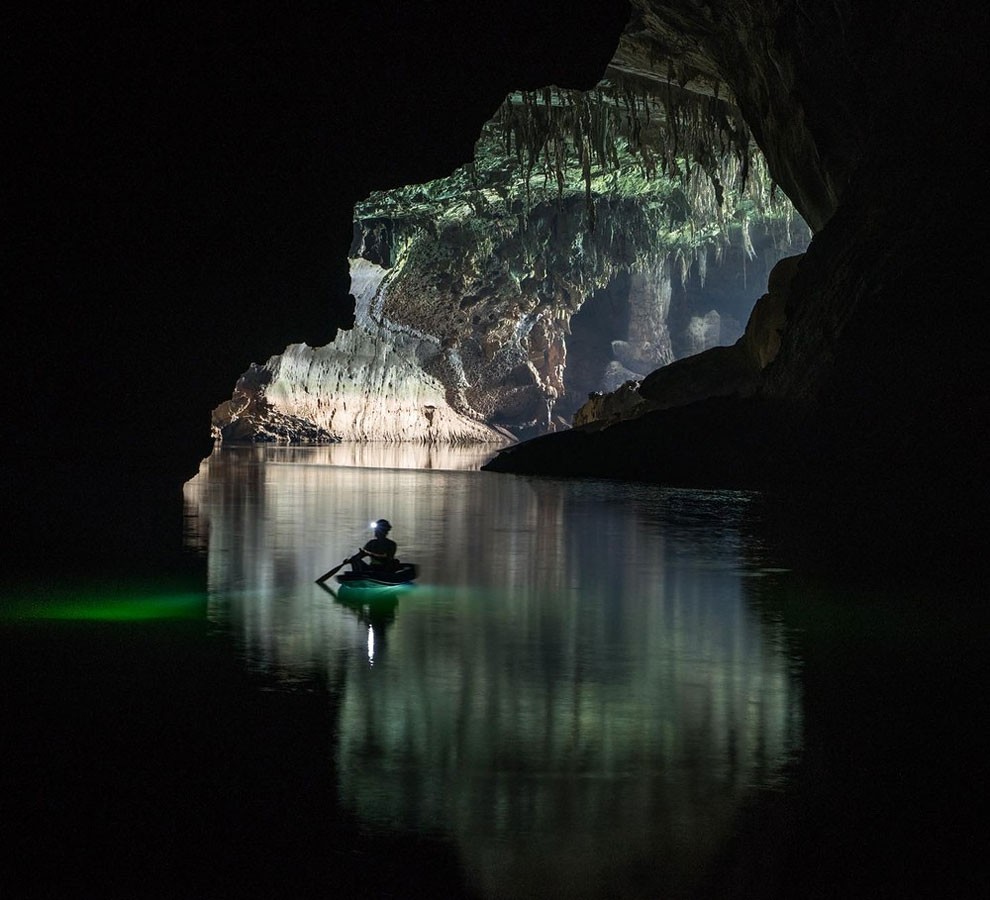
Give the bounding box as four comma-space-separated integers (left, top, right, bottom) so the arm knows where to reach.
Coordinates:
1, 581, 206, 622
337, 582, 414, 600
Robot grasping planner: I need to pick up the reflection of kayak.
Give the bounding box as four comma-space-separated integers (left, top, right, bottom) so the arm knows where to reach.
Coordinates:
334, 587, 401, 626
336, 563, 418, 587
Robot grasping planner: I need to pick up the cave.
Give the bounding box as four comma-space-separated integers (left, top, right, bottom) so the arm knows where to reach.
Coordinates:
6, 3, 989, 897
9, 2, 985, 577
563, 272, 634, 410
210, 111, 809, 446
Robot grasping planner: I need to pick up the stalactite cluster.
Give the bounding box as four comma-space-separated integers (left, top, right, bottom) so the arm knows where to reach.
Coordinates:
492, 72, 758, 233
315, 73, 810, 441
356, 79, 801, 294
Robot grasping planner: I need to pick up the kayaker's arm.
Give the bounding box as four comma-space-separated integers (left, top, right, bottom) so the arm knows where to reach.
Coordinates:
362, 547, 389, 561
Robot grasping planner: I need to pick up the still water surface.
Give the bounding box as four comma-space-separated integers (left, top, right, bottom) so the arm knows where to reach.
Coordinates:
3, 444, 981, 898
182, 444, 801, 898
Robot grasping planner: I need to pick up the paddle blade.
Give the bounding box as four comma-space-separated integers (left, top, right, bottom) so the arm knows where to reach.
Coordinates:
315, 560, 347, 584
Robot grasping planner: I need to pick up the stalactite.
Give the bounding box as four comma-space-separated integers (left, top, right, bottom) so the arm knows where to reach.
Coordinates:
492, 71, 762, 239
354, 72, 807, 311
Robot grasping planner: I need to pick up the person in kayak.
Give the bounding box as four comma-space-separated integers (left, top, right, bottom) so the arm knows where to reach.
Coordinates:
351, 519, 398, 572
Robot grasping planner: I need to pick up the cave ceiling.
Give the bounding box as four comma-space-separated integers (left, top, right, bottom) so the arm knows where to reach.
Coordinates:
214, 18, 815, 446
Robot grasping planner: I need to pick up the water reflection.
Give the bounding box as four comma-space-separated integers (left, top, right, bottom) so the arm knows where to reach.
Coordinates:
316, 580, 408, 666
200, 440, 508, 471
184, 444, 801, 898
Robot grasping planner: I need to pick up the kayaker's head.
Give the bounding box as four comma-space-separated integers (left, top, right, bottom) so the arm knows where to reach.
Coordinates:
373, 519, 392, 537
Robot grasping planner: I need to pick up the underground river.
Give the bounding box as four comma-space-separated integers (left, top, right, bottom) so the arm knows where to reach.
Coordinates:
1, 444, 983, 898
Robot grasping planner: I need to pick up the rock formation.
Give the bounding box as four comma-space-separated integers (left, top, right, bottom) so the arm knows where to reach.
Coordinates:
573, 253, 798, 428
214, 77, 808, 444
484, 1, 988, 578
16, 3, 986, 587
212, 260, 512, 444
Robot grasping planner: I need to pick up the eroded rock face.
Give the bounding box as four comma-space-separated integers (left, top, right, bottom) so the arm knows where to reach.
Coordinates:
212, 43, 809, 445
212, 260, 512, 444
217, 183, 804, 443
614, 1, 867, 232
573, 381, 646, 430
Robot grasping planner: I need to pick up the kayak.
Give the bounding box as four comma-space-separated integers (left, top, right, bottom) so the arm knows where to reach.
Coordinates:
336, 563, 418, 587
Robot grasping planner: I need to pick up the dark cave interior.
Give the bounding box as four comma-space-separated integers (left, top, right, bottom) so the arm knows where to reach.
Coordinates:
6, 2, 989, 584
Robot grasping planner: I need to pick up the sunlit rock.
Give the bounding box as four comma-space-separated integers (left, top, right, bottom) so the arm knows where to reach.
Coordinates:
638, 252, 800, 407
683, 310, 743, 356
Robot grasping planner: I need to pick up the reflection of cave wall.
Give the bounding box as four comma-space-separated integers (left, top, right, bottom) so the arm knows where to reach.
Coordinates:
185, 452, 801, 899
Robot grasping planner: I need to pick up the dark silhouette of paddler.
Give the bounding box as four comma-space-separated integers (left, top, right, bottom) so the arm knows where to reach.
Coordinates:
350, 519, 398, 573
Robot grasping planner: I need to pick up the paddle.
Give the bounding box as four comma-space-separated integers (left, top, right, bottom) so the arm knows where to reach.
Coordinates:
315, 557, 351, 584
